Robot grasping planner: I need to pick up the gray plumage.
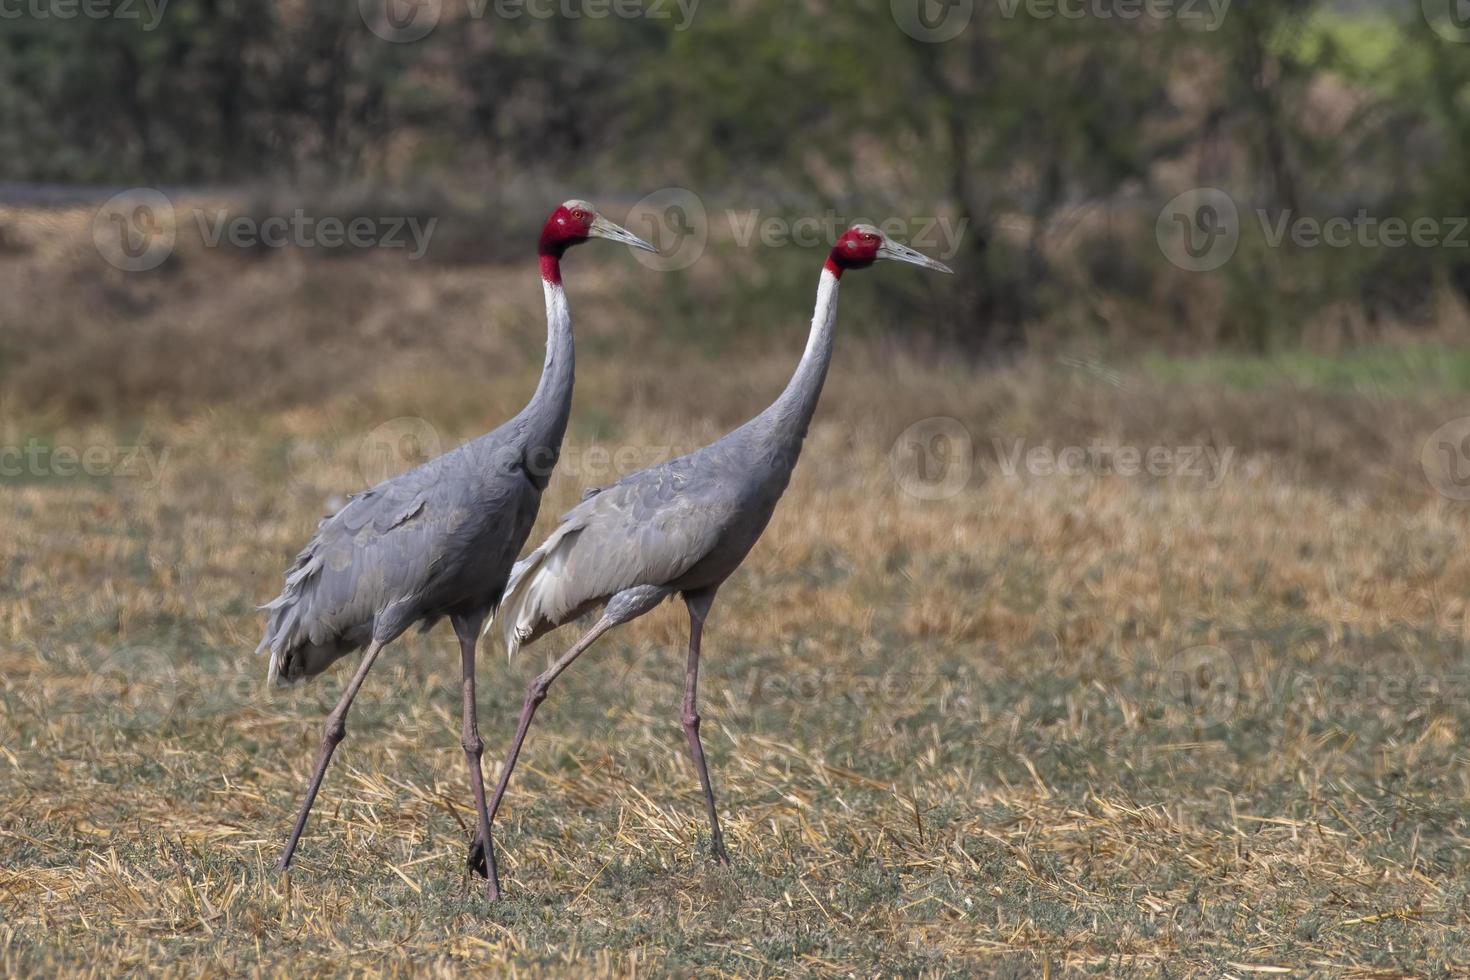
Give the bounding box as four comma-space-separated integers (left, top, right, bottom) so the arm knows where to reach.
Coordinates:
495, 228, 952, 656
471, 227, 952, 891
260, 201, 658, 893
258, 286, 574, 684
495, 293, 831, 656
258, 201, 657, 687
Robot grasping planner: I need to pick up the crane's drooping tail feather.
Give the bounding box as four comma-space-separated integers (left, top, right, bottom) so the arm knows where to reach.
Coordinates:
257, 537, 366, 686
489, 521, 588, 659
262, 634, 363, 686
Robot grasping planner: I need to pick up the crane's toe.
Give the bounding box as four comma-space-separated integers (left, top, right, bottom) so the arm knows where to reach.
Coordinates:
467, 833, 489, 877
467, 833, 506, 898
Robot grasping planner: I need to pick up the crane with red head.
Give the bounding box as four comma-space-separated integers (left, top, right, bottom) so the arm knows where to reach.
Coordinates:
475, 223, 952, 897
259, 200, 654, 892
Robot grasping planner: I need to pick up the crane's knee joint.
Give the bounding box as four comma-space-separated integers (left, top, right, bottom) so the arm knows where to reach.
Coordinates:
461, 732, 483, 756
681, 711, 701, 733
323, 715, 347, 745
526, 677, 550, 706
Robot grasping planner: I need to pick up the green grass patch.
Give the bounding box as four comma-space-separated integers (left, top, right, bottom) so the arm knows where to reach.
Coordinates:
1139, 346, 1470, 395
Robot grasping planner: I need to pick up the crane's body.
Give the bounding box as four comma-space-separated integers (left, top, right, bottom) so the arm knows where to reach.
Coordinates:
472, 226, 952, 895
260, 280, 574, 683
257, 202, 654, 895
495, 270, 837, 656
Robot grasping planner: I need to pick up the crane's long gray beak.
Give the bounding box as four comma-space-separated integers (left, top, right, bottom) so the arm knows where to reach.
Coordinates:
589, 215, 658, 253
880, 239, 954, 274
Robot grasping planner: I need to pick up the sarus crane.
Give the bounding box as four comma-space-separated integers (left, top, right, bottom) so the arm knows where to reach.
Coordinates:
257, 200, 655, 893
474, 224, 953, 897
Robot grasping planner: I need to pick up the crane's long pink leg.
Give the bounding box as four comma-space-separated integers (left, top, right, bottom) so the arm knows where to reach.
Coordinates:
277, 638, 387, 871
452, 616, 499, 899
680, 590, 729, 864
470, 614, 616, 899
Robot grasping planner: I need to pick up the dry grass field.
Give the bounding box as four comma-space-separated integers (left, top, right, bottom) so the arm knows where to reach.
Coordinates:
4, 203, 1470, 975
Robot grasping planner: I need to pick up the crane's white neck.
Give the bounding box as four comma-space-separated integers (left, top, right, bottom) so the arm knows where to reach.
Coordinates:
512, 277, 575, 487
762, 267, 840, 451
532, 278, 573, 398
798, 267, 841, 367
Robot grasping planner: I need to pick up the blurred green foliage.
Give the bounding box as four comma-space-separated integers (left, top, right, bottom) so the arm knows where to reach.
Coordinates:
3, 0, 1468, 353
1142, 345, 1470, 394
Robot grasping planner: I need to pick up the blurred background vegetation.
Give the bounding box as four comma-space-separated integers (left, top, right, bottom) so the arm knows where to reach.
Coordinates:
10, 7, 1470, 972
3, 0, 1469, 363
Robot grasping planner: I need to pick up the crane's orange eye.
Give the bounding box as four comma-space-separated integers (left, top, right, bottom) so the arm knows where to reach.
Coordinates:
572, 209, 588, 221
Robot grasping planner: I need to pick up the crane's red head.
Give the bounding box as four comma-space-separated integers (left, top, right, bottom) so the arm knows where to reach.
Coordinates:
825, 223, 955, 279
827, 225, 884, 275
538, 199, 657, 283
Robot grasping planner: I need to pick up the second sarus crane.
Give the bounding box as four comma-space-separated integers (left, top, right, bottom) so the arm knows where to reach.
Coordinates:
477, 224, 953, 898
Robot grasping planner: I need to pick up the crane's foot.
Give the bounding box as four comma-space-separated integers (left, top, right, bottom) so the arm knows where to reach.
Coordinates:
710, 833, 731, 866
467, 833, 486, 876
467, 832, 503, 899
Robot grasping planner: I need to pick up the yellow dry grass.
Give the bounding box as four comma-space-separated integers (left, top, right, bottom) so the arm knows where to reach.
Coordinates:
2, 204, 1469, 975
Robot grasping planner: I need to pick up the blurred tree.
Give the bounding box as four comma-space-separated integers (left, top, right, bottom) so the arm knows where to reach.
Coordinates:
1, 0, 1464, 353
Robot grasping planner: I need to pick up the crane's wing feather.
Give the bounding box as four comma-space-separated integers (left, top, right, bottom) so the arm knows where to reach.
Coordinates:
259, 438, 532, 684
494, 454, 731, 657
